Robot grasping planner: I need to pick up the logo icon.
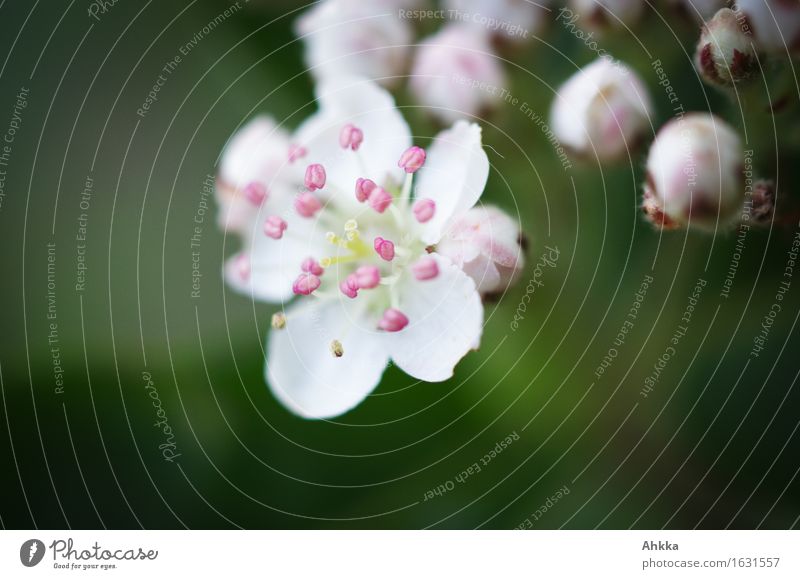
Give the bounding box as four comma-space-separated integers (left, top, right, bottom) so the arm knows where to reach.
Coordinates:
20, 539, 45, 567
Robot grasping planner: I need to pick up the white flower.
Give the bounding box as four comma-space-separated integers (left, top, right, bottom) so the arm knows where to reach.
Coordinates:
436, 205, 525, 295
442, 0, 552, 43
222, 78, 506, 419
695, 8, 758, 86
409, 24, 508, 124
734, 0, 800, 55
550, 57, 653, 162
567, 0, 644, 33
667, 0, 728, 22
295, 0, 414, 87
643, 113, 745, 231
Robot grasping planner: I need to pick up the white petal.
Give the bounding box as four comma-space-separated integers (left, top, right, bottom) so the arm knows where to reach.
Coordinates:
386, 254, 483, 382
294, 77, 412, 204
414, 120, 490, 245
220, 116, 292, 188
267, 298, 390, 419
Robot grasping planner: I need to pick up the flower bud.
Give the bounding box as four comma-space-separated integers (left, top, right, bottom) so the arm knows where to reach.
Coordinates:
550, 57, 653, 162
567, 0, 644, 34
409, 24, 507, 124
695, 8, 758, 86
436, 205, 525, 295
734, 0, 800, 54
295, 0, 413, 87
643, 113, 745, 231
442, 0, 551, 44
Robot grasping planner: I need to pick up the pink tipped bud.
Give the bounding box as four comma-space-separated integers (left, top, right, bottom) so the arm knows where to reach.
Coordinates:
340, 274, 359, 299
355, 265, 380, 289
235, 253, 251, 281
379, 308, 409, 332
301, 257, 324, 276
339, 124, 364, 151
368, 187, 393, 213
412, 256, 439, 281
412, 198, 436, 223
373, 236, 395, 261
288, 144, 307, 164
304, 163, 327, 191
292, 273, 321, 296
398, 146, 426, 173
244, 182, 268, 206
263, 215, 288, 239
355, 178, 377, 203
695, 8, 757, 86
295, 192, 323, 218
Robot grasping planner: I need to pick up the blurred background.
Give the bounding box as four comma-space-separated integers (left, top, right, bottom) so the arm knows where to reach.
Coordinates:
0, 0, 798, 529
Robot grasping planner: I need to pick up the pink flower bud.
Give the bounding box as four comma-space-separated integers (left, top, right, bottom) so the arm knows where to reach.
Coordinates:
295, 192, 323, 218
301, 257, 324, 276
735, 0, 800, 55
412, 256, 439, 281
695, 8, 757, 86
355, 265, 380, 289
355, 178, 377, 203
379, 308, 409, 332
368, 187, 393, 213
263, 215, 288, 239
244, 182, 268, 206
339, 124, 364, 151
550, 57, 653, 162
398, 146, 426, 174
340, 274, 359, 299
304, 163, 326, 191
412, 198, 436, 223
373, 237, 395, 261
292, 273, 321, 296
644, 113, 744, 231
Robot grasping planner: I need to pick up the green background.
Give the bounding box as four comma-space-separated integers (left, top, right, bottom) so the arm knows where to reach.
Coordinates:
0, 0, 798, 529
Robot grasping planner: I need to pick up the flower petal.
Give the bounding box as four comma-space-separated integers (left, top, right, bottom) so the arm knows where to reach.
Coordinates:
294, 77, 412, 204
414, 120, 490, 245
386, 254, 483, 382
267, 298, 390, 419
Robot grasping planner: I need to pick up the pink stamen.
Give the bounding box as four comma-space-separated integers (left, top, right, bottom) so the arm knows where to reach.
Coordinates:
368, 187, 392, 213
340, 274, 359, 299
304, 163, 327, 191
398, 146, 426, 173
292, 273, 321, 296
379, 308, 409, 332
301, 257, 324, 276
355, 265, 380, 289
288, 144, 307, 164
263, 215, 288, 239
339, 124, 364, 151
295, 192, 323, 218
373, 237, 395, 261
355, 178, 377, 203
235, 253, 251, 281
412, 198, 436, 223
244, 182, 268, 206
412, 256, 439, 281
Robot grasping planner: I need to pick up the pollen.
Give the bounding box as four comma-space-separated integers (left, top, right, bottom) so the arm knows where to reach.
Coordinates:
330, 339, 344, 358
